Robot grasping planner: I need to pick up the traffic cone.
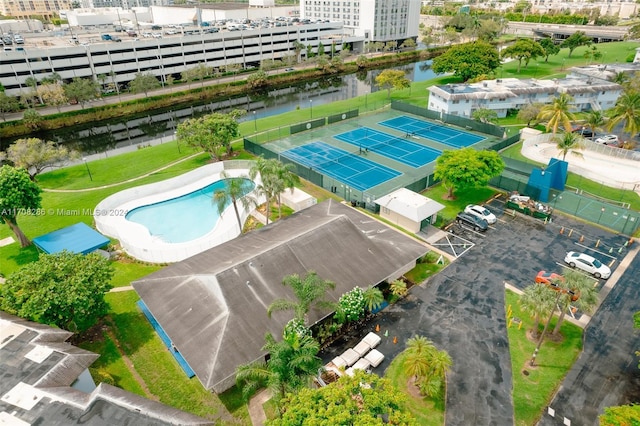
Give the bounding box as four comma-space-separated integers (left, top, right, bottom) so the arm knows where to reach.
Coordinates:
560, 227, 564, 235
579, 235, 584, 243
393, 336, 398, 344
375, 324, 380, 332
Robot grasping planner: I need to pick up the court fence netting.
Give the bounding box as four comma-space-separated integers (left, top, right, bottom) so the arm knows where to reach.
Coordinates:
244, 102, 520, 212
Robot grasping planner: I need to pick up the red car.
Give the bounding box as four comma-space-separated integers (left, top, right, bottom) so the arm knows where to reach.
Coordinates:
535, 271, 564, 285
535, 271, 579, 302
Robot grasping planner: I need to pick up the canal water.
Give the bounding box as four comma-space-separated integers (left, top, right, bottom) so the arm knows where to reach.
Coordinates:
3, 61, 440, 155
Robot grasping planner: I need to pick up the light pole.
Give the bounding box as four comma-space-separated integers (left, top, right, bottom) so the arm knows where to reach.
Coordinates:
309, 99, 313, 119
365, 90, 368, 109
252, 110, 257, 132
83, 158, 93, 181
174, 132, 181, 153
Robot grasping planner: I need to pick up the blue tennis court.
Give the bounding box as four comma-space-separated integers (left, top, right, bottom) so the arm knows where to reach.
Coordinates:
334, 127, 441, 168
282, 141, 401, 191
380, 115, 485, 148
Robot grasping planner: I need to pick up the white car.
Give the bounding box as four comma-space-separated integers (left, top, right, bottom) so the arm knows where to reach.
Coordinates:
564, 251, 611, 279
594, 135, 619, 145
464, 204, 497, 225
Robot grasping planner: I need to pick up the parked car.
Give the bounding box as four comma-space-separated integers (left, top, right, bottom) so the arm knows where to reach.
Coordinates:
455, 212, 488, 232
564, 251, 611, 279
464, 204, 497, 224
535, 271, 579, 301
151, 33, 162, 38
13, 35, 24, 44
595, 134, 619, 145
571, 126, 594, 138
111, 36, 122, 42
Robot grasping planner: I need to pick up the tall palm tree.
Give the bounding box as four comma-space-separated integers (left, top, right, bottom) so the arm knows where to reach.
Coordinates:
403, 336, 436, 380
273, 162, 300, 219
213, 170, 256, 234
519, 284, 556, 337
552, 270, 599, 336
429, 349, 453, 379
583, 110, 606, 141
606, 90, 640, 142
537, 93, 575, 134
362, 286, 384, 312
555, 131, 584, 161
249, 157, 278, 225
267, 271, 336, 325
235, 332, 321, 410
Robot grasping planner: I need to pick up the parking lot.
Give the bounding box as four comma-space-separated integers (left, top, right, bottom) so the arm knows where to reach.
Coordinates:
320, 197, 635, 425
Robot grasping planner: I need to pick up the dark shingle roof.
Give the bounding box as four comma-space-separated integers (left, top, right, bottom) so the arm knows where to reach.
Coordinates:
133, 200, 429, 392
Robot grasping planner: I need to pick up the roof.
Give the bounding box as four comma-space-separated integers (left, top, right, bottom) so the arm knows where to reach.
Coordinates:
375, 188, 445, 222
32, 222, 109, 255
0, 312, 212, 426
132, 200, 428, 392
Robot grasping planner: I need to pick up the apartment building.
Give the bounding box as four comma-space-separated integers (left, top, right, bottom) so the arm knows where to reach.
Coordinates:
300, 0, 421, 43
0, 22, 362, 96
427, 76, 622, 119
0, 0, 72, 20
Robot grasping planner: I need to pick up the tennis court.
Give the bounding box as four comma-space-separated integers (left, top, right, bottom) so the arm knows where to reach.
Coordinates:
334, 127, 441, 168
380, 115, 485, 148
282, 141, 401, 191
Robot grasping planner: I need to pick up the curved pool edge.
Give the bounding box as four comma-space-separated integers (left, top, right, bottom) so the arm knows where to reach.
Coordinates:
94, 160, 263, 263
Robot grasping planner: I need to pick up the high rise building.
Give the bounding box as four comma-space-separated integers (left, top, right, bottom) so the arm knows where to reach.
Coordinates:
301, 0, 420, 44
0, 0, 72, 20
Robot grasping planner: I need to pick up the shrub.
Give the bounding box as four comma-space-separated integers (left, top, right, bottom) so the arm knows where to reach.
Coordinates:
338, 287, 366, 322
283, 318, 311, 340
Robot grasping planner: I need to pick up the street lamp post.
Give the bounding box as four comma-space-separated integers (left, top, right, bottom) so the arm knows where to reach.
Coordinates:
365, 90, 368, 109
252, 110, 257, 132
174, 131, 181, 153
83, 158, 93, 181
309, 99, 313, 119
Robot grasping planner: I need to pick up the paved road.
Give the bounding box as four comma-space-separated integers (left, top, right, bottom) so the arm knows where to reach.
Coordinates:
538, 245, 640, 426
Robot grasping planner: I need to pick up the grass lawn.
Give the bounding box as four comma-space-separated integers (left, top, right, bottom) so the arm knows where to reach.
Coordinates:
422, 184, 500, 221
506, 290, 583, 426
404, 252, 450, 284
385, 350, 445, 426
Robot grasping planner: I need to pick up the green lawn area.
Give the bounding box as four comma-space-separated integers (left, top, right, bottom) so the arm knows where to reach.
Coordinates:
385, 350, 445, 426
422, 184, 500, 222
506, 290, 583, 426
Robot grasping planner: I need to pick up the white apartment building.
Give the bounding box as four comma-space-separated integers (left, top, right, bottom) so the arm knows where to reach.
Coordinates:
427, 76, 623, 119
300, 0, 421, 43
0, 0, 72, 20
0, 22, 362, 96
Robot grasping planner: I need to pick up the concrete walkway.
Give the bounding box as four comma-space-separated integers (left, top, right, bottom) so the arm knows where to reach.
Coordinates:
247, 389, 271, 426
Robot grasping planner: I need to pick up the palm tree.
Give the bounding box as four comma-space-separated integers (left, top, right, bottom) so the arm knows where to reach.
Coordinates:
551, 270, 599, 336
390, 279, 408, 297
249, 157, 278, 225
606, 91, 640, 142
267, 271, 336, 325
611, 71, 628, 86
537, 93, 575, 134
429, 349, 453, 379
362, 286, 384, 312
273, 162, 300, 219
235, 332, 321, 410
519, 284, 556, 337
213, 170, 256, 234
583, 110, 606, 141
555, 131, 584, 161
403, 336, 435, 379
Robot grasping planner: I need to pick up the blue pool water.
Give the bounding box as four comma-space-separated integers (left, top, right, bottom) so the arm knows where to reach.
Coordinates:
126, 178, 254, 243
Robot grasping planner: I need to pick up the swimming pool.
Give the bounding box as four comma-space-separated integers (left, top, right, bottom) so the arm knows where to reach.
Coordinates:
94, 161, 264, 263
126, 179, 254, 244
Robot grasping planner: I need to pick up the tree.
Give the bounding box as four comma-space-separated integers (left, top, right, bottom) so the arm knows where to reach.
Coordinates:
583, 110, 606, 141
250, 157, 299, 223
0, 92, 20, 121
606, 90, 640, 142
537, 93, 575, 134
22, 108, 42, 131
375, 69, 410, 99
181, 63, 211, 88
402, 335, 452, 398
400, 38, 416, 50
583, 45, 602, 65
37, 83, 67, 112
269, 371, 417, 425
472, 107, 498, 124
6, 138, 78, 180
560, 31, 592, 58
599, 405, 640, 426
247, 70, 269, 89
390, 279, 408, 297
517, 103, 543, 127
555, 132, 584, 161
213, 170, 256, 234
551, 270, 598, 336
236, 331, 321, 411
477, 19, 503, 43
267, 271, 336, 325
538, 38, 560, 62
25, 76, 43, 105
63, 77, 99, 108
434, 148, 504, 199
176, 110, 244, 160
432, 41, 500, 82
0, 166, 42, 247
363, 286, 384, 312
519, 284, 556, 337
0, 251, 113, 332
500, 39, 545, 73
128, 72, 160, 96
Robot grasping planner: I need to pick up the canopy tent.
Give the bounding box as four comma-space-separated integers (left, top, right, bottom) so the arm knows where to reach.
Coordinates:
33, 222, 110, 255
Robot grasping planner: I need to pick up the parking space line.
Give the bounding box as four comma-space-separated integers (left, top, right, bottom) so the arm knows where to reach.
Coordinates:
573, 242, 618, 260
555, 262, 603, 281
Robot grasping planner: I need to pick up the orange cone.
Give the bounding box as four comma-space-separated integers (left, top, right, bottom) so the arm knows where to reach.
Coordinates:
393, 336, 398, 344
375, 324, 380, 332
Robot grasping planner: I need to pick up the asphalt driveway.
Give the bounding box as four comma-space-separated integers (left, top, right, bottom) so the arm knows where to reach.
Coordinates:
320, 200, 634, 425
